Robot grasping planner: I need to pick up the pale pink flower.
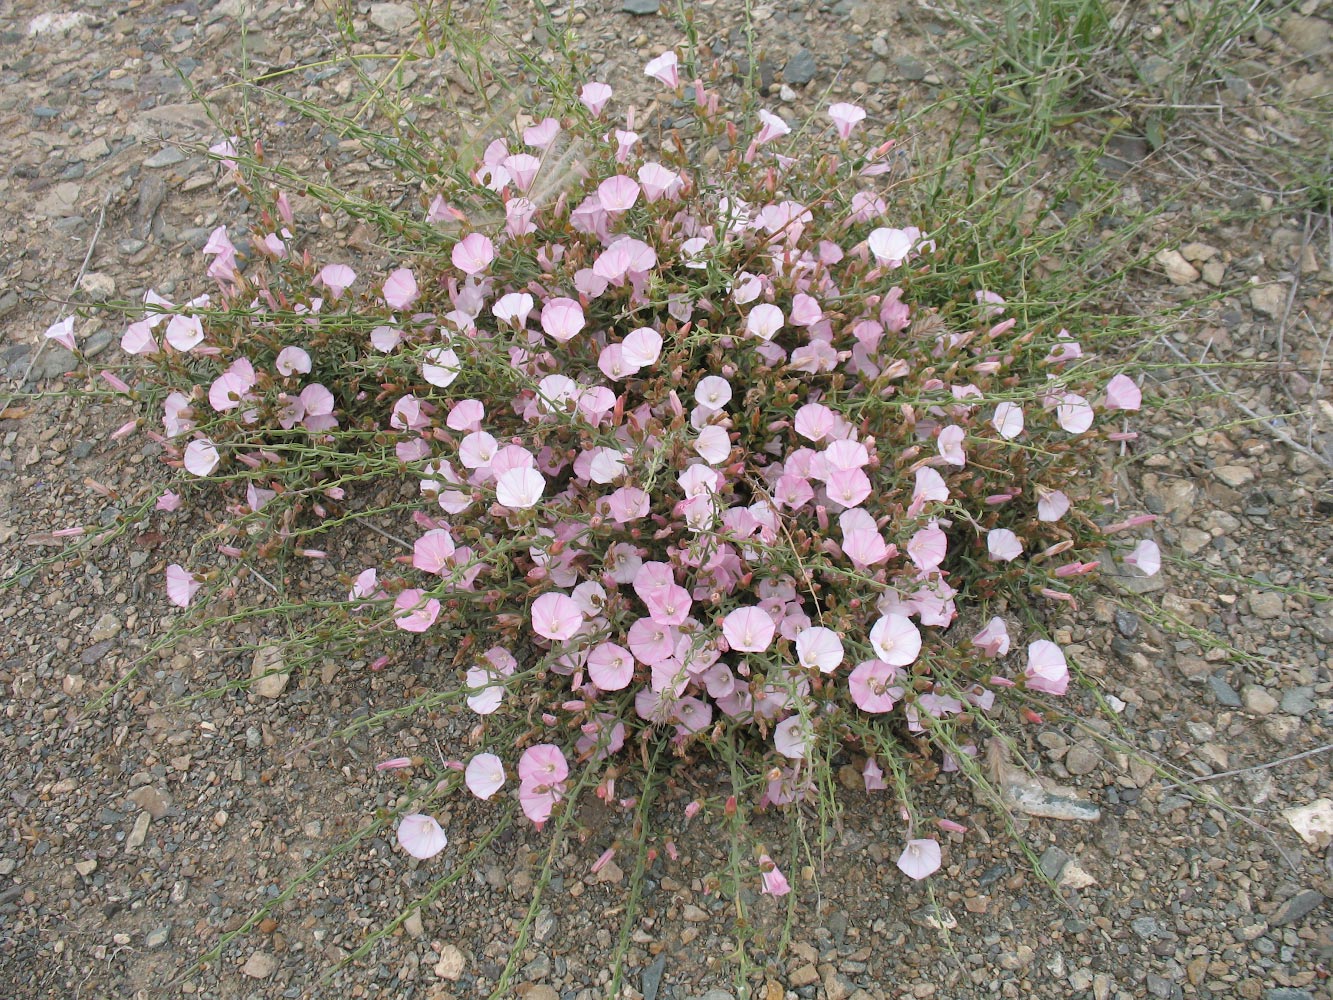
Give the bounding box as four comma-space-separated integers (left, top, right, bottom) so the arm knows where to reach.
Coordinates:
828, 102, 867, 139
523, 117, 560, 149
464, 753, 505, 800
897, 838, 941, 880
382, 268, 419, 310
937, 425, 966, 466
794, 403, 836, 442
496, 467, 545, 509
44, 316, 77, 352
598, 175, 641, 212
121, 321, 157, 355
745, 303, 784, 341
397, 814, 447, 860
370, 325, 402, 352
795, 627, 844, 673
992, 401, 1024, 439
421, 346, 461, 389
446, 399, 485, 432
375, 757, 412, 771
869, 614, 922, 667
722, 606, 775, 653
451, 233, 495, 275
518, 744, 568, 787
317, 264, 356, 300
826, 467, 871, 509
774, 715, 813, 759
754, 109, 790, 145
849, 659, 903, 713
867, 227, 915, 266
165, 564, 201, 608
540, 297, 585, 343
503, 152, 541, 191
910, 467, 949, 512
1036, 487, 1070, 522
1124, 539, 1160, 576
638, 162, 680, 201
165, 314, 204, 352
531, 592, 583, 642
394, 589, 441, 633
864, 757, 888, 791
622, 327, 662, 367
183, 438, 220, 476
413, 529, 456, 574
759, 854, 791, 896
1025, 639, 1069, 695
971, 617, 1011, 658
275, 346, 312, 376
505, 197, 537, 236
156, 490, 181, 512
694, 375, 732, 410
579, 81, 613, 115
907, 520, 948, 572
987, 528, 1023, 562
1105, 373, 1142, 411
693, 425, 731, 464
644, 51, 679, 88
588, 642, 635, 691
1055, 392, 1094, 434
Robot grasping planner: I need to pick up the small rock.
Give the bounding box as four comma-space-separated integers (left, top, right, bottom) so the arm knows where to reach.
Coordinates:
1131, 915, 1170, 940
894, 55, 928, 81
1208, 674, 1242, 707
591, 859, 624, 885
520, 988, 559, 1000
241, 951, 277, 979
1282, 799, 1333, 849
144, 147, 186, 169
78, 273, 116, 301
126, 812, 151, 850
1201, 260, 1226, 286
146, 926, 171, 948
434, 943, 466, 980
789, 965, 820, 988
1280, 688, 1316, 717
1250, 283, 1287, 318
1181, 242, 1218, 262
697, 992, 736, 1000
1280, 15, 1330, 55
1064, 743, 1101, 775
74, 859, 97, 876
1241, 685, 1278, 715
682, 903, 708, 922
1213, 464, 1255, 487
403, 910, 424, 939
1247, 591, 1283, 619
641, 953, 666, 1000
1039, 846, 1071, 880
621, 0, 660, 13
1155, 249, 1199, 285
250, 645, 290, 698
783, 49, 817, 85
128, 786, 170, 820
1269, 889, 1325, 926
369, 2, 417, 33
1262, 990, 1314, 1000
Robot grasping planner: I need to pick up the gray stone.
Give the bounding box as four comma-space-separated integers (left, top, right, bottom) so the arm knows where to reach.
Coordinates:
1247, 591, 1284, 619
369, 3, 417, 33
241, 951, 277, 979
0, 290, 17, 319
1280, 15, 1329, 55
146, 925, 171, 948
621, 0, 660, 13
641, 954, 666, 1000
1131, 915, 1170, 940
894, 55, 928, 81
1064, 743, 1101, 775
126, 812, 150, 849
695, 992, 735, 1000
128, 786, 170, 820
1039, 846, 1071, 880
784, 49, 817, 85
1280, 688, 1316, 717
1269, 889, 1324, 926
250, 645, 289, 699
1262, 990, 1313, 1000
1207, 674, 1241, 707
143, 147, 186, 168
866, 61, 888, 85
1114, 610, 1139, 638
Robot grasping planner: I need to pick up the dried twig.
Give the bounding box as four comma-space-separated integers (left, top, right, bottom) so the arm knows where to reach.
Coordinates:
1179, 743, 1333, 786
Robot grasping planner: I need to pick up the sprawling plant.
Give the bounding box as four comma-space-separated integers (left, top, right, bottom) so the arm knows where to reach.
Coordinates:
68, 47, 1156, 891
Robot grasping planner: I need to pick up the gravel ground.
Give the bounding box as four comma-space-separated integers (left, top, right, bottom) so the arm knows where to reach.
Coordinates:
1, 1, 1330, 999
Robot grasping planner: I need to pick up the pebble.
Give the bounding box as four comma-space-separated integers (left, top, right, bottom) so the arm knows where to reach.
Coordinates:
1155, 249, 1200, 284
241, 951, 277, 979
1242, 685, 1279, 715
521, 988, 558, 1000
126, 812, 150, 850
403, 910, 424, 938
1208, 674, 1242, 707
146, 925, 171, 948
1064, 742, 1101, 775
1269, 889, 1325, 926
784, 49, 818, 85
1262, 990, 1313, 1000
641, 953, 666, 1000
249, 645, 290, 698
434, 943, 466, 980
128, 786, 169, 820
1280, 14, 1330, 54
1279, 688, 1316, 716
368, 3, 417, 33
894, 56, 928, 81
1213, 464, 1255, 487
695, 992, 735, 1000
1249, 282, 1288, 317
621, 0, 660, 13
143, 148, 186, 168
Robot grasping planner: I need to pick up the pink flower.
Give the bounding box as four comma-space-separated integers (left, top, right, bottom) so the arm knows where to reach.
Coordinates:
638, 162, 679, 202
1025, 639, 1069, 695
183, 438, 220, 476
165, 314, 204, 352
826, 467, 871, 509
937, 425, 966, 466
382, 267, 419, 310
1055, 392, 1094, 434
413, 528, 456, 574
375, 757, 413, 771
759, 854, 791, 896
1124, 539, 1160, 576
867, 227, 915, 266
121, 320, 157, 355
317, 263, 356, 300
540, 297, 585, 343
992, 401, 1024, 440
422, 347, 461, 388
588, 642, 635, 691
795, 627, 844, 673
518, 744, 568, 787
722, 606, 775, 653
275, 346, 312, 376
694, 425, 731, 464
828, 102, 867, 139
754, 109, 790, 145
523, 117, 560, 149
579, 81, 613, 115
849, 659, 902, 713
863, 758, 888, 791
464, 753, 505, 800
397, 814, 447, 860
794, 403, 836, 442
44, 316, 77, 352
745, 303, 784, 341
644, 51, 679, 88
156, 490, 181, 512
597, 175, 641, 212
394, 589, 441, 632
1036, 487, 1070, 522
622, 327, 662, 367
869, 614, 921, 667
694, 375, 732, 410
531, 592, 584, 642
165, 564, 201, 608
1105, 373, 1142, 411
971, 617, 1011, 658
897, 838, 942, 880
451, 233, 495, 275
907, 520, 947, 572
986, 528, 1023, 563
774, 715, 813, 759
910, 467, 949, 513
